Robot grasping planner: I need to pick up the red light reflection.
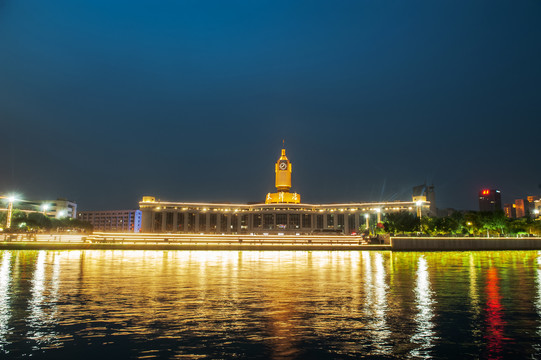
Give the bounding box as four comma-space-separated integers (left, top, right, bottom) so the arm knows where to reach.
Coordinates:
484, 267, 506, 360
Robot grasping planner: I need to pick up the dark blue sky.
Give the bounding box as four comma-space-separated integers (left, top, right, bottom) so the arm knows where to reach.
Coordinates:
1, 0, 540, 211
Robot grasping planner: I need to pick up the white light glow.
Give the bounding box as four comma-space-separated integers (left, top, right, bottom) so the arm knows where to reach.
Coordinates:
410, 255, 437, 358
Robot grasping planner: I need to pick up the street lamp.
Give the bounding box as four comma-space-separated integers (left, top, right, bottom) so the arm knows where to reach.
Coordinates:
364, 213, 370, 231
416, 200, 424, 234
375, 208, 382, 225
41, 204, 50, 215
6, 195, 17, 229
416, 200, 423, 219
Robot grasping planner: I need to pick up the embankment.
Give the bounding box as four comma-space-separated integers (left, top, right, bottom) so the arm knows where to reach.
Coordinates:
391, 237, 541, 251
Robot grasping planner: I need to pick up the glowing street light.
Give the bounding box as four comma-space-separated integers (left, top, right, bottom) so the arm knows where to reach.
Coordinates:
5, 195, 18, 229
364, 213, 370, 230
41, 203, 50, 215
416, 200, 423, 219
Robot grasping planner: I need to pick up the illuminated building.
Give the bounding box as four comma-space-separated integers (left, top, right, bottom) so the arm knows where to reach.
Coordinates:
14, 198, 77, 219
412, 184, 436, 216
527, 195, 540, 203
78, 210, 142, 232
513, 196, 540, 218
265, 149, 300, 204
515, 199, 529, 218
503, 203, 516, 219
46, 199, 78, 219
478, 189, 501, 212
140, 147, 429, 234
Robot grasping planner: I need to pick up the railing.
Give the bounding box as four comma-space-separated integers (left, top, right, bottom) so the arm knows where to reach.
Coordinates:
0, 233, 379, 247
2, 234, 86, 243
86, 233, 369, 246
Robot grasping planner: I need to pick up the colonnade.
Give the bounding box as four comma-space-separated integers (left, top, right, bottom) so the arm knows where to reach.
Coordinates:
142, 210, 378, 235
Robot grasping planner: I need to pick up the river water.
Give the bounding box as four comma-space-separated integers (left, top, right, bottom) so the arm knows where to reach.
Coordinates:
0, 250, 539, 359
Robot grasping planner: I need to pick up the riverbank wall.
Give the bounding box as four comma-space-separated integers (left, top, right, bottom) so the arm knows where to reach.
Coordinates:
391, 237, 541, 251
1, 233, 540, 251
0, 243, 389, 251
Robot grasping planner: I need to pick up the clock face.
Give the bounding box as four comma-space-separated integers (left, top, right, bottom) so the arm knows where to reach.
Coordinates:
279, 161, 287, 170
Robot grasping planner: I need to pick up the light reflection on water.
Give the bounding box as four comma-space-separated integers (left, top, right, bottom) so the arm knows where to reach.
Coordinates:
535, 252, 541, 357
410, 255, 437, 359
0, 252, 11, 350
0, 250, 540, 359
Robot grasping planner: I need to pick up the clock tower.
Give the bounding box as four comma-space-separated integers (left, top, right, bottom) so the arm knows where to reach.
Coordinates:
265, 147, 301, 204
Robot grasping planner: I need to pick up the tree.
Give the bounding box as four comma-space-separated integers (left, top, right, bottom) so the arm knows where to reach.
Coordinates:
50, 218, 93, 233
10, 210, 28, 230
478, 211, 507, 236
384, 211, 420, 234
26, 213, 52, 230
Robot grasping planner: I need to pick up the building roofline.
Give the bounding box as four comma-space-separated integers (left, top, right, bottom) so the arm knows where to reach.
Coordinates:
139, 200, 428, 208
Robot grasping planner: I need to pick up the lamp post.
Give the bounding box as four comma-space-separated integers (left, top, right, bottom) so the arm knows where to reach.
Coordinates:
376, 208, 381, 225
41, 204, 50, 215
416, 200, 423, 219
6, 196, 16, 229
416, 200, 423, 234
364, 214, 370, 231
466, 222, 472, 235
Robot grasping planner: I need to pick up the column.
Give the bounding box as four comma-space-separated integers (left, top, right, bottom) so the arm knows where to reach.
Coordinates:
195, 212, 200, 233
141, 209, 153, 232
161, 212, 166, 232
172, 211, 178, 232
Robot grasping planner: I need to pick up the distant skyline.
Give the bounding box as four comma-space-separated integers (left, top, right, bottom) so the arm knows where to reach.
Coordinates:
1, 1, 540, 211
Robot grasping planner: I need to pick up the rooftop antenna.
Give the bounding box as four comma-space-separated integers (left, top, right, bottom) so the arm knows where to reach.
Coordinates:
282, 139, 285, 148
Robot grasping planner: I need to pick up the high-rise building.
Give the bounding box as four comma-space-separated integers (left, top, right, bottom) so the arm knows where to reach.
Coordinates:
503, 203, 516, 218
78, 210, 142, 232
478, 189, 502, 212
533, 199, 541, 219
527, 196, 540, 203
515, 198, 530, 218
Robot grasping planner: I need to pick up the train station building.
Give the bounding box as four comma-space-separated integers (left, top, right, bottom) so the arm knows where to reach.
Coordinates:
140, 148, 428, 234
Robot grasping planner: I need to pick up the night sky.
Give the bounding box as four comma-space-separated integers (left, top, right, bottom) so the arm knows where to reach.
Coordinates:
1, 1, 540, 211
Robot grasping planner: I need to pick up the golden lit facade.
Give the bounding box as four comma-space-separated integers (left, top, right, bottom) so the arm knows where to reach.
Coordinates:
139, 199, 425, 235
139, 147, 430, 234
139, 149, 430, 235
266, 148, 301, 204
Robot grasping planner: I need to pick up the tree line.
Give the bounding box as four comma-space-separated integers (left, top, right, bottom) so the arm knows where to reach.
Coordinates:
0, 210, 93, 233
382, 210, 541, 236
